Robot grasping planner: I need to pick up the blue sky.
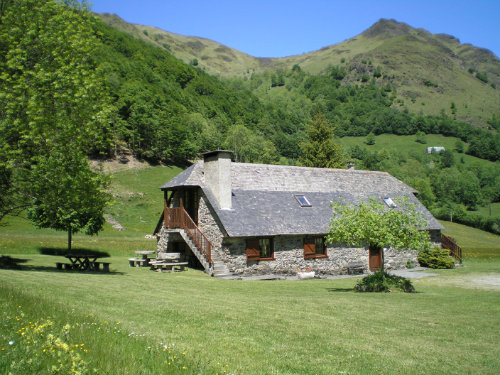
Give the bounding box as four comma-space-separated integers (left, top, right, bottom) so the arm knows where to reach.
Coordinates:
91, 0, 500, 58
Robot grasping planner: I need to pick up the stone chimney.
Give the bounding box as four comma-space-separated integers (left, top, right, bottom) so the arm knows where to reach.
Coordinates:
202, 150, 232, 210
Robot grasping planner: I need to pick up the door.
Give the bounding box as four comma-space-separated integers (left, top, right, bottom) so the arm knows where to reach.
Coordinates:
369, 246, 382, 271
181, 189, 199, 224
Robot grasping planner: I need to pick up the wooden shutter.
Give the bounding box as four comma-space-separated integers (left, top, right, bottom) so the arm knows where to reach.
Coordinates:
246, 239, 260, 261
304, 238, 316, 259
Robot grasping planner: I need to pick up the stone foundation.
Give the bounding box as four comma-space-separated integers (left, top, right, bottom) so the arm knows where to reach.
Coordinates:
217, 236, 418, 277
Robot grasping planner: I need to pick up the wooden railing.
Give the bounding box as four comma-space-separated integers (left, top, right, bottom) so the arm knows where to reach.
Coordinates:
164, 205, 212, 264
441, 233, 462, 263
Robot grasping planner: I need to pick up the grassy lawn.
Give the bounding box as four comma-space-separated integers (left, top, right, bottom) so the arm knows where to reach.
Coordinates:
1, 255, 499, 375
1, 164, 499, 374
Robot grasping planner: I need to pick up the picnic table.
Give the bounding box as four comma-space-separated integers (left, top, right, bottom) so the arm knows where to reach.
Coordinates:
149, 252, 188, 272
57, 254, 109, 272
128, 250, 155, 267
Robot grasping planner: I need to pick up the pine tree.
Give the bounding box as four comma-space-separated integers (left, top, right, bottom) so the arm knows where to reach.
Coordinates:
299, 112, 345, 168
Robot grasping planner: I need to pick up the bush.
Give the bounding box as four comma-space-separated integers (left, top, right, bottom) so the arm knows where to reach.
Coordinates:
418, 246, 455, 269
354, 271, 415, 293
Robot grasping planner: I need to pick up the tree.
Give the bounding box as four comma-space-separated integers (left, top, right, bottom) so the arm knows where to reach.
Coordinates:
365, 132, 376, 145
299, 111, 345, 168
0, 0, 113, 244
224, 124, 279, 164
27, 148, 111, 251
327, 197, 431, 272
440, 150, 455, 168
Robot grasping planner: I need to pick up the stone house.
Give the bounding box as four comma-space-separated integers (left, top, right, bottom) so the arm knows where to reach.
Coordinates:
154, 150, 443, 278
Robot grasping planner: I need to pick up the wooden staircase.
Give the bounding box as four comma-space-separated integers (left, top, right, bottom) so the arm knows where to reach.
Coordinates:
163, 206, 232, 277
441, 234, 463, 263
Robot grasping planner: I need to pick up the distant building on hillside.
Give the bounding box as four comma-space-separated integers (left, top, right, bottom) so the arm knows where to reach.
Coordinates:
427, 146, 445, 153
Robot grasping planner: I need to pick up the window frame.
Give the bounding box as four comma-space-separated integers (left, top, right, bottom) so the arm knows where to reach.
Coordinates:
246, 237, 275, 261
304, 237, 328, 259
384, 197, 397, 208
294, 194, 312, 207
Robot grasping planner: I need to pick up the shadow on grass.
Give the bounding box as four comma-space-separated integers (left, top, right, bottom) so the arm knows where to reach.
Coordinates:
39, 247, 110, 258
0, 255, 29, 269
6, 263, 124, 275
326, 287, 355, 292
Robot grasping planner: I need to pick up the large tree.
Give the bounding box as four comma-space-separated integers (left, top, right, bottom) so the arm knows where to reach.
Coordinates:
299, 111, 345, 168
327, 197, 431, 272
0, 0, 114, 247
27, 148, 111, 251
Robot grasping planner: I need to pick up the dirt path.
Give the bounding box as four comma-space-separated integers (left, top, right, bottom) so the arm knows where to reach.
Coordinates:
392, 268, 500, 291
438, 273, 500, 291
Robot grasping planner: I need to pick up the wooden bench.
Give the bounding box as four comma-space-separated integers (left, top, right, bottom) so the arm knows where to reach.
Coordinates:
150, 261, 188, 272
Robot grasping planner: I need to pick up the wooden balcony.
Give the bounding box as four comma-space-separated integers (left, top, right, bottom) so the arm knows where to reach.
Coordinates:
164, 205, 212, 264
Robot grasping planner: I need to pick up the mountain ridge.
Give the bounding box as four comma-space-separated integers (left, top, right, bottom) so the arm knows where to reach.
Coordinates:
97, 14, 500, 128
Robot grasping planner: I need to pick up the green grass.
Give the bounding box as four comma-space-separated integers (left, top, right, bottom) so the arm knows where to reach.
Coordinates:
1, 164, 499, 374
338, 133, 496, 168
476, 202, 500, 219
1, 281, 221, 375
440, 220, 500, 260
0, 165, 181, 256
106, 165, 182, 234
0, 255, 498, 375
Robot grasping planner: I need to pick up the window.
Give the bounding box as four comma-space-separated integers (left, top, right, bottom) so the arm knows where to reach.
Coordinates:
304, 237, 328, 259
384, 197, 396, 208
295, 195, 311, 207
246, 238, 274, 261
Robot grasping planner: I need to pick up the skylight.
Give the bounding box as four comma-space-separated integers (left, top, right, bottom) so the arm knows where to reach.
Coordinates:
295, 195, 311, 207
384, 197, 397, 208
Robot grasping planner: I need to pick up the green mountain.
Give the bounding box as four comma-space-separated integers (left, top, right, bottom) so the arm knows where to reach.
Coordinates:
97, 15, 500, 129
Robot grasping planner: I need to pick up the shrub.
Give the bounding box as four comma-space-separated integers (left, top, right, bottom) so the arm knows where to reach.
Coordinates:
418, 246, 455, 269
476, 72, 488, 83
354, 271, 415, 293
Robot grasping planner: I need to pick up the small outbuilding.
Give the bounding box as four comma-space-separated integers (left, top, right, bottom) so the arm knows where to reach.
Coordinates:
427, 146, 445, 153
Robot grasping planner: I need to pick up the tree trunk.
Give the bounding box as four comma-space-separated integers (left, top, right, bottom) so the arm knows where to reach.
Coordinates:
68, 228, 72, 253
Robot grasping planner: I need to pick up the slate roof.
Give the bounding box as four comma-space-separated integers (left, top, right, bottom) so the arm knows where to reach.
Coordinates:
160, 161, 443, 237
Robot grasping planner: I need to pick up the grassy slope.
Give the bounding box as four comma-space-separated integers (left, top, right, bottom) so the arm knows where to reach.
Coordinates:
1, 255, 498, 375
338, 133, 500, 214
1, 164, 499, 374
0, 165, 181, 256
338, 133, 499, 169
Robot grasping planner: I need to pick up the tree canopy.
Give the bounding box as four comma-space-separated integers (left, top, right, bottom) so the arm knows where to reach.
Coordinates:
327, 197, 431, 271
0, 0, 113, 246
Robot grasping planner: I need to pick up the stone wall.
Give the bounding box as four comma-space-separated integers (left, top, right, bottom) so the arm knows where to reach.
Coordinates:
218, 236, 418, 277
197, 194, 225, 250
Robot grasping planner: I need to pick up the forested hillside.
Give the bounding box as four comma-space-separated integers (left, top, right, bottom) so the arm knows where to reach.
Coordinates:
92, 14, 499, 232
93, 17, 499, 163
1, 3, 498, 234
98, 14, 500, 129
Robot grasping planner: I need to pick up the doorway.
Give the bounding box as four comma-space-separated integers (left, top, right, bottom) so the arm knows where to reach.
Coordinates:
369, 246, 382, 271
